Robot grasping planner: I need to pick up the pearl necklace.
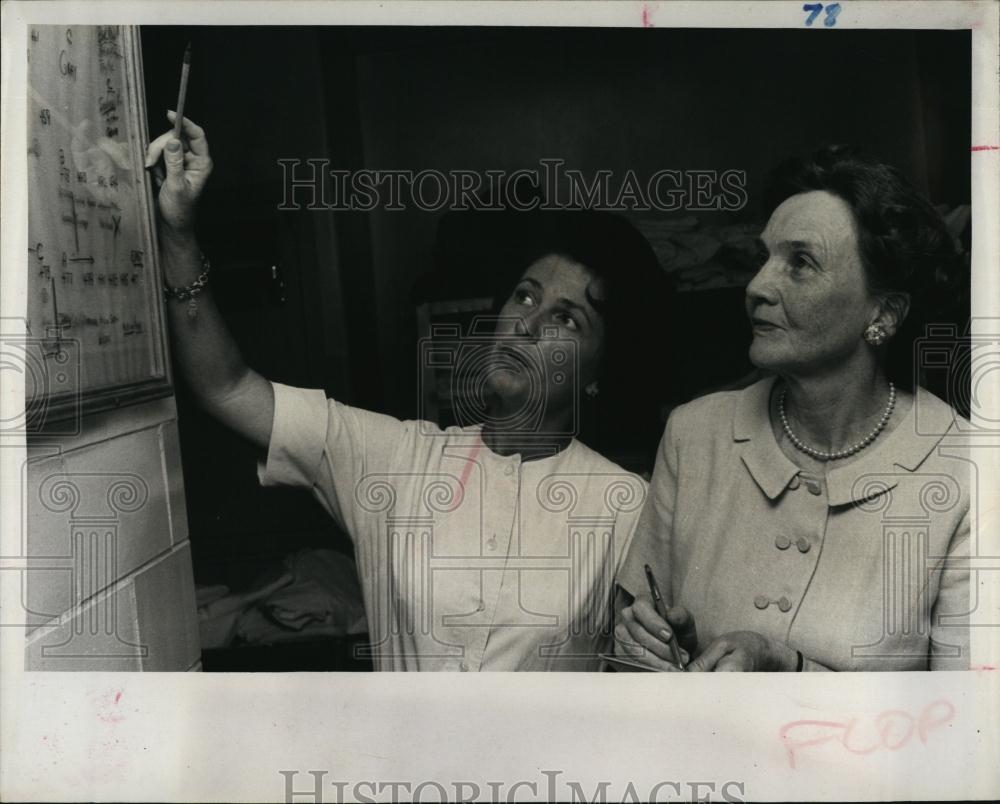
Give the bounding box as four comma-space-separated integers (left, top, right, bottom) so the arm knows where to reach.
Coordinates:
778, 382, 896, 461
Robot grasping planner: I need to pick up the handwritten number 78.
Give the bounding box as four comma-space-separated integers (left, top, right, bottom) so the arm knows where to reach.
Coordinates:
803, 3, 841, 27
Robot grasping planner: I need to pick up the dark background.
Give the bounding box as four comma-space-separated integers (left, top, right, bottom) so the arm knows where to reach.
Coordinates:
139, 26, 971, 597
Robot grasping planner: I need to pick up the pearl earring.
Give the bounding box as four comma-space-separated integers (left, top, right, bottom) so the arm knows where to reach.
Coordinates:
864, 323, 889, 346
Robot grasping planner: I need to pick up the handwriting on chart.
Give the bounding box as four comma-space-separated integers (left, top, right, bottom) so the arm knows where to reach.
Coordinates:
29, 25, 123, 141
29, 240, 145, 345
779, 699, 956, 769
26, 24, 161, 391
29, 241, 142, 279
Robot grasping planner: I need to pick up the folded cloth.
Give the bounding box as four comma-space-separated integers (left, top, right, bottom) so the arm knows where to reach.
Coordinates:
197, 570, 294, 650
196, 584, 230, 608
268, 549, 366, 632
266, 580, 330, 629
287, 548, 362, 597
235, 606, 367, 646
234, 548, 367, 645
199, 570, 293, 619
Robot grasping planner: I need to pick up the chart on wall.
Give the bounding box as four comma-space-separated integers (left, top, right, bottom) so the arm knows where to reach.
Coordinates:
27, 25, 168, 419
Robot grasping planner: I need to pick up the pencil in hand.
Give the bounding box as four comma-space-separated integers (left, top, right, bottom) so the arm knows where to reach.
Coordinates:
644, 563, 686, 670
172, 42, 192, 141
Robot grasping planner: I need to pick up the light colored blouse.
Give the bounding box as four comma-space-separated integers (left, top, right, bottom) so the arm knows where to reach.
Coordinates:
258, 381, 646, 671
618, 377, 970, 671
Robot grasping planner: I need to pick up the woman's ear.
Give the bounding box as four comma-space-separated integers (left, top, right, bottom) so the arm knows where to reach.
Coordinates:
875, 292, 911, 337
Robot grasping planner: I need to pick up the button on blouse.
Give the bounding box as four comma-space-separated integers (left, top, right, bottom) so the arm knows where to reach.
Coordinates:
618, 377, 971, 671
259, 382, 647, 671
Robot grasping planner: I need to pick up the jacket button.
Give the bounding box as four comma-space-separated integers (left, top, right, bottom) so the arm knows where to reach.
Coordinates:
796, 537, 811, 553
788, 476, 801, 490
777, 596, 792, 612
775, 535, 791, 550
754, 595, 770, 610
806, 481, 822, 496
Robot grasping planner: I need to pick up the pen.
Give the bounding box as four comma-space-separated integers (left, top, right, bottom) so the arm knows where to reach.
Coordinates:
644, 563, 686, 669
172, 42, 192, 140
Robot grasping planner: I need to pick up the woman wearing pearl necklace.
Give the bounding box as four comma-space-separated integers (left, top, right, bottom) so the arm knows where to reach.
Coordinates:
614, 146, 970, 672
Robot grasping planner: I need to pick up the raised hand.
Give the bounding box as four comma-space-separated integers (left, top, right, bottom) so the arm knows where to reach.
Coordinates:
144, 111, 212, 234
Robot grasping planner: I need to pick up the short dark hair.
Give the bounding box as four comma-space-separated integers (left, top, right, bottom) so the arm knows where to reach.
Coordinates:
764, 145, 966, 387
499, 209, 674, 465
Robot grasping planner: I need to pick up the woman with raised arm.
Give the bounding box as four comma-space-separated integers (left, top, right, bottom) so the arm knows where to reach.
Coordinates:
614, 146, 970, 672
147, 113, 669, 671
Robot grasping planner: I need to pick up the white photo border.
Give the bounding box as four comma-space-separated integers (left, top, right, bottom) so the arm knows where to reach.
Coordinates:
2, 2, 998, 802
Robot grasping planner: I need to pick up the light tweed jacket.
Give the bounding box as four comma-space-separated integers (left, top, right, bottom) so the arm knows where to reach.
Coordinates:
618, 376, 971, 671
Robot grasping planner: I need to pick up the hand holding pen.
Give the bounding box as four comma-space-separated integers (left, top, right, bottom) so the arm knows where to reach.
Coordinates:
644, 564, 687, 669
613, 566, 697, 671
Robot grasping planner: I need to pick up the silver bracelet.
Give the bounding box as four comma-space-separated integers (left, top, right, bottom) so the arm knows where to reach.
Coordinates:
163, 253, 211, 318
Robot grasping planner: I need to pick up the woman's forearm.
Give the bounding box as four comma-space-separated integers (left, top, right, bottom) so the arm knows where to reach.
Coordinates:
160, 226, 273, 448
145, 116, 274, 448
161, 226, 246, 399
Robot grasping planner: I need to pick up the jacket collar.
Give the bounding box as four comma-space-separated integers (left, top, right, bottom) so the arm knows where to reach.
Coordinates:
732, 376, 957, 506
